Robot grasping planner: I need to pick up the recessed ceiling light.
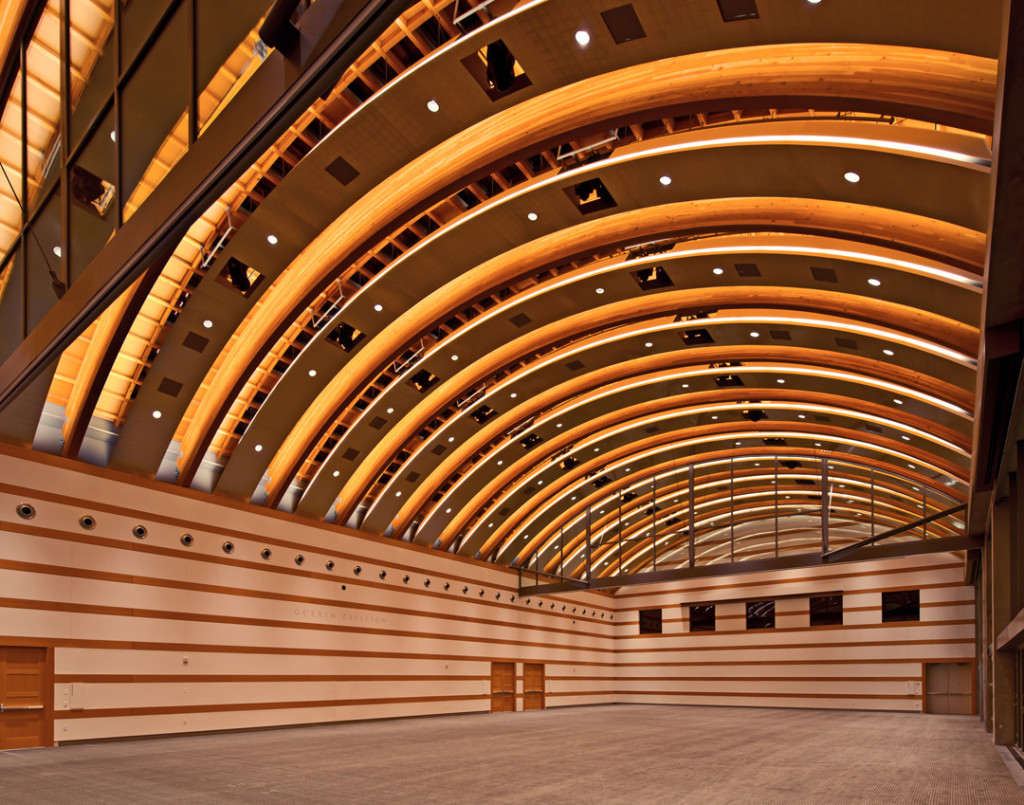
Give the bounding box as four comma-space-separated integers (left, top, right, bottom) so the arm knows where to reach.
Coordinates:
776, 378, 786, 384
901, 435, 911, 441
798, 414, 806, 419
593, 447, 599, 452
883, 348, 894, 356
644, 341, 653, 348
749, 331, 760, 338
571, 496, 576, 501
445, 507, 452, 513
595, 287, 605, 294
203, 319, 213, 329
451, 354, 458, 361
907, 463, 916, 469
735, 441, 742, 446
711, 415, 718, 420
373, 304, 383, 312
681, 383, 689, 389
426, 99, 440, 113
255, 444, 263, 452
574, 29, 590, 46
448, 436, 455, 442
395, 491, 402, 497
868, 278, 881, 287
815, 442, 822, 447
109, 130, 116, 142
152, 410, 162, 419
527, 211, 538, 221
510, 392, 517, 399
497, 460, 503, 466
52, 245, 62, 258
537, 480, 544, 485
807, 0, 822, 4
712, 267, 724, 275
266, 234, 278, 245
386, 407, 394, 414
332, 470, 340, 477
308, 369, 317, 377
893, 398, 903, 405
844, 171, 861, 183
556, 423, 563, 428
659, 175, 672, 186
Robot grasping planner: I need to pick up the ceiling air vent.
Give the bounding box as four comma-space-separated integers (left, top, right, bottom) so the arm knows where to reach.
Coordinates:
631, 265, 673, 290
368, 417, 387, 430
408, 369, 439, 393
835, 336, 859, 350
565, 177, 617, 214
645, 425, 659, 434
509, 312, 532, 328
717, 0, 759, 22
734, 263, 760, 277
600, 4, 646, 43
811, 266, 838, 283
342, 448, 360, 461
326, 156, 359, 186
405, 471, 420, 483
182, 331, 209, 353
158, 378, 183, 397
682, 328, 713, 345
769, 329, 791, 340
431, 444, 447, 455
566, 360, 585, 372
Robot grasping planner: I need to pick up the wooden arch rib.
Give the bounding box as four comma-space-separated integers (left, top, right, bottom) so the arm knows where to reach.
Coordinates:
175, 43, 996, 488
465, 420, 968, 561
393, 353, 972, 542
266, 200, 981, 512
326, 285, 974, 523
389, 360, 966, 540
526, 453, 967, 574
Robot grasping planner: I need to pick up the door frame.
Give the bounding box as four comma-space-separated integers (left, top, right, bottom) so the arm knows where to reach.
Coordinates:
922, 661, 975, 716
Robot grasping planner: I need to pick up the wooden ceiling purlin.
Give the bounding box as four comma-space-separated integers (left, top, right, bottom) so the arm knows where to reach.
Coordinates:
172, 45, 995, 491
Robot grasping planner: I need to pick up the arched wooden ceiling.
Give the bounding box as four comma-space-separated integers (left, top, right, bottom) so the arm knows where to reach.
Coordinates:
23, 0, 1002, 579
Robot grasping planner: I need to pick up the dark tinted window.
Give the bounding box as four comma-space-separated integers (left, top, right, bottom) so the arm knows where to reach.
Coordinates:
689, 604, 716, 632
746, 600, 775, 630
882, 590, 919, 622
639, 608, 663, 634
810, 595, 843, 626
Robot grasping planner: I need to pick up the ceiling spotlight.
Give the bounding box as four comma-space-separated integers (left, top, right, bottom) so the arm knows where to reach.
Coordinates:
735, 441, 742, 446
749, 331, 760, 338
776, 378, 786, 384
798, 414, 806, 419
254, 444, 263, 452
395, 491, 402, 497
883, 349, 894, 356
901, 435, 911, 441
893, 398, 904, 405
711, 415, 718, 420
386, 407, 394, 414
308, 369, 317, 377
203, 319, 213, 329
868, 278, 882, 287
681, 383, 689, 389
712, 267, 724, 275
426, 99, 440, 113
448, 436, 455, 442
644, 342, 654, 348
556, 422, 563, 428
907, 463, 916, 469
595, 287, 605, 294
527, 211, 538, 221
332, 470, 340, 477
52, 246, 62, 258
574, 29, 591, 46
451, 354, 459, 361
266, 234, 278, 245
445, 507, 452, 513
659, 175, 672, 186
844, 171, 861, 183
510, 392, 517, 399
152, 410, 162, 419
373, 303, 383, 312
109, 130, 116, 142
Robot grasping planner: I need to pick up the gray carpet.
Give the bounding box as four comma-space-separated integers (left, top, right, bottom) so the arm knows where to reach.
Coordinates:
1, 705, 1021, 804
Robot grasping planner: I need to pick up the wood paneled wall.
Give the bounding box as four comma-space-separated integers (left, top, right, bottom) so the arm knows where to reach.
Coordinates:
0, 447, 974, 742
614, 556, 974, 711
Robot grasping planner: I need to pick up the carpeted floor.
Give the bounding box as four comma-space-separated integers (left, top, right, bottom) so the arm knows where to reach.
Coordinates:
1, 705, 1021, 804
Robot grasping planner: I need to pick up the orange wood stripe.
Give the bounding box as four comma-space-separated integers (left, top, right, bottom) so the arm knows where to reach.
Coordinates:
53, 674, 490, 684
616, 619, 974, 637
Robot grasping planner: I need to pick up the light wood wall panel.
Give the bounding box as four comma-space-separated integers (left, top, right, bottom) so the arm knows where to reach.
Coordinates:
0, 447, 975, 742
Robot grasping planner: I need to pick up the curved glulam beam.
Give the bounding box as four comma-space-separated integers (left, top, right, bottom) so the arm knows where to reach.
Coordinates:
388, 341, 973, 539
175, 43, 995, 488
275, 209, 979, 513
326, 285, 973, 521
466, 421, 967, 561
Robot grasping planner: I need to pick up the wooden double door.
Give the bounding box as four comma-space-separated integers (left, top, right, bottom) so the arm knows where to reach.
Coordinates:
1, 646, 50, 749
924, 662, 973, 715
490, 662, 545, 713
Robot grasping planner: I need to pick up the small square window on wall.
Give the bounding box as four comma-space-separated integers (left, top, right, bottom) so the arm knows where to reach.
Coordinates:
881, 590, 920, 622
689, 604, 715, 632
810, 595, 843, 627
638, 608, 663, 634
746, 600, 775, 630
